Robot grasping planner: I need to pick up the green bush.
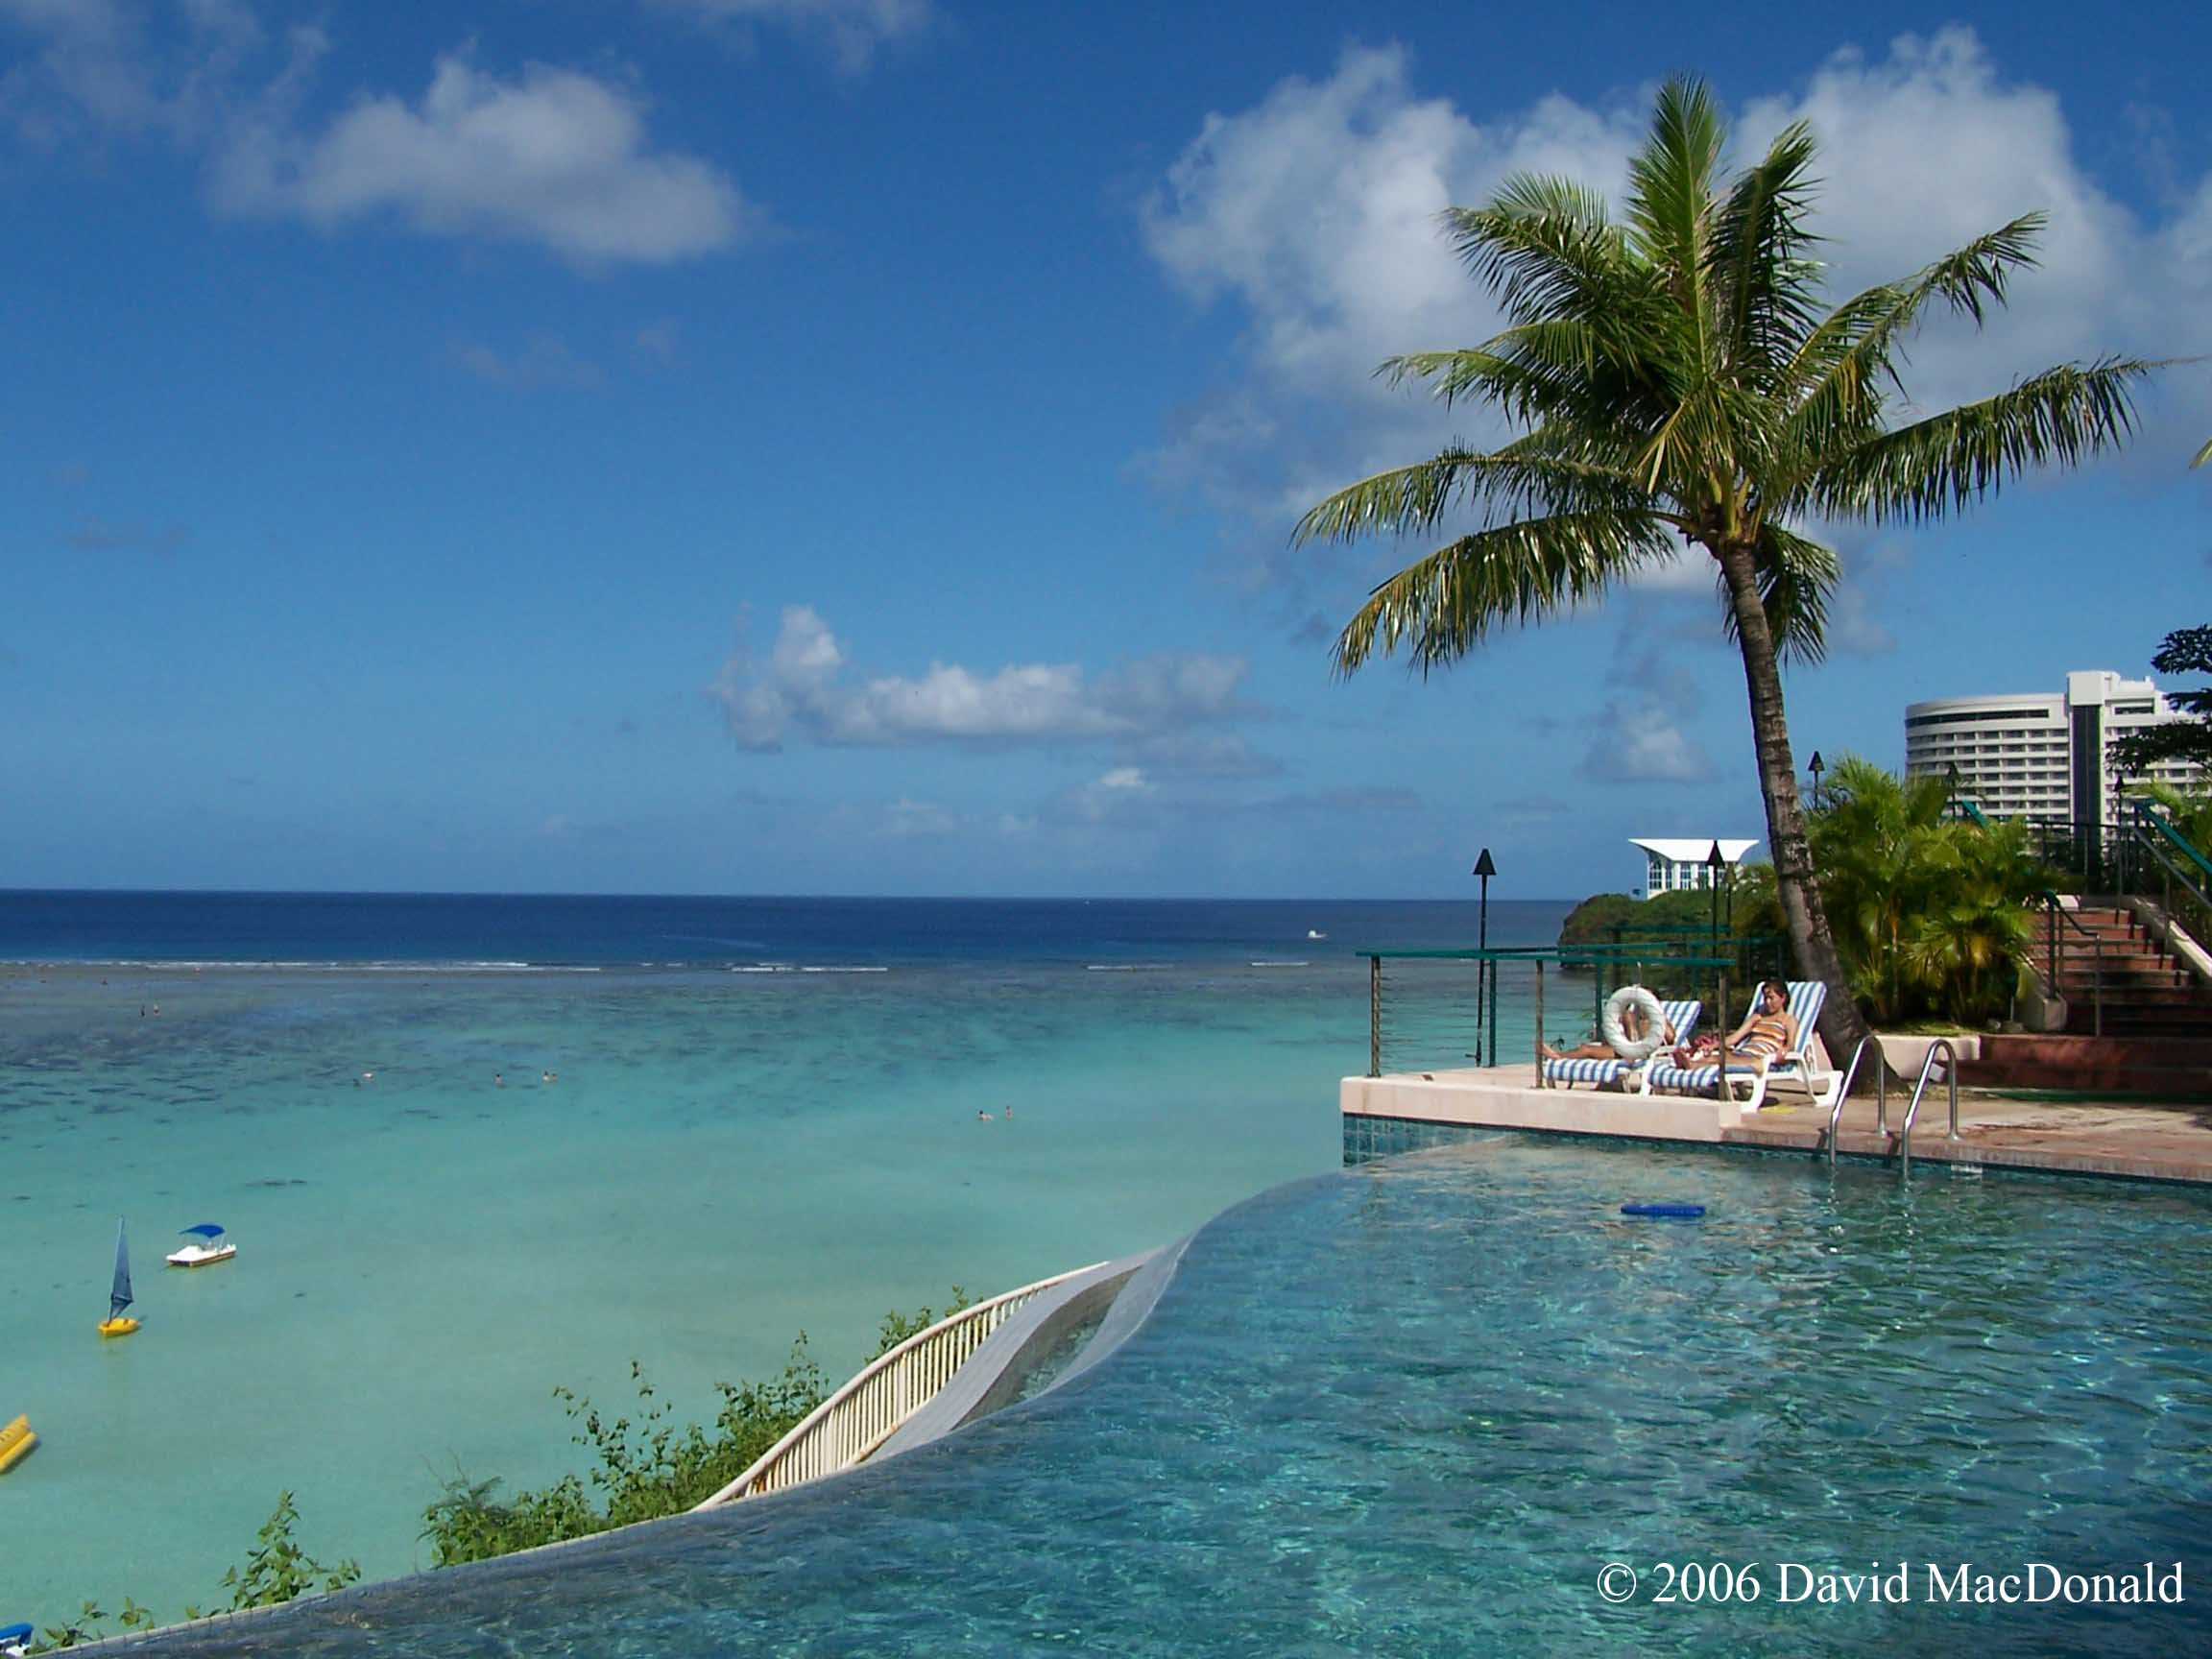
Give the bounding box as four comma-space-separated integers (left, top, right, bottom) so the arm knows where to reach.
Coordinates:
421, 1344, 830, 1565
421, 1290, 970, 1567
1811, 757, 2052, 1023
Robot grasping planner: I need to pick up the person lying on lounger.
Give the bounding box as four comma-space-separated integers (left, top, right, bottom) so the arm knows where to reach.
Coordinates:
1540, 1000, 1674, 1062
1672, 980, 1795, 1070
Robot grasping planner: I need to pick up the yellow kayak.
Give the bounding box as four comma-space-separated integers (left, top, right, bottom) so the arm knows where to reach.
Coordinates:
0, 1414, 35, 1474
97, 1316, 140, 1338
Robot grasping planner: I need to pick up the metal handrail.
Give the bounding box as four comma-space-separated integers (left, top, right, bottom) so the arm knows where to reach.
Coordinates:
692, 1262, 1102, 1510
1824, 1034, 1884, 1165
2128, 804, 2212, 916
1896, 1039, 1959, 1177
2136, 802, 2212, 889
2037, 892, 2106, 1037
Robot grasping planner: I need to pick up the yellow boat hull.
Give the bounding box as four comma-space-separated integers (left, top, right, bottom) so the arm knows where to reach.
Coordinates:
97, 1317, 140, 1337
0, 1413, 35, 1474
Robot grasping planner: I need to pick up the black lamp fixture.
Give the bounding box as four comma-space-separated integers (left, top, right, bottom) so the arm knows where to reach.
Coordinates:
1705, 840, 1727, 1005
1472, 848, 1497, 1065
1808, 750, 1825, 809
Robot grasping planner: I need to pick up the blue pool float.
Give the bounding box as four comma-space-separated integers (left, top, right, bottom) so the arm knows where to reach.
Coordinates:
1621, 1202, 1706, 1218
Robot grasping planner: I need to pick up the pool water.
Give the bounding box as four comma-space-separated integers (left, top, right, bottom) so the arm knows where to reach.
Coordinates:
111, 1135, 2212, 1655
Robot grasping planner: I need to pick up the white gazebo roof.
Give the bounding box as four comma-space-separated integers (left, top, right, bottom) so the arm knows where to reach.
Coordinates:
1629, 837, 1760, 864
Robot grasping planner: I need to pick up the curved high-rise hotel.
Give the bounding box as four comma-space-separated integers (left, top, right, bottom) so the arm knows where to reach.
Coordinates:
1904, 670, 2201, 824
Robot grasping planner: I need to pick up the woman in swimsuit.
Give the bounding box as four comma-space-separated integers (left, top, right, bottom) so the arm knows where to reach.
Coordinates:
1720, 980, 1796, 1070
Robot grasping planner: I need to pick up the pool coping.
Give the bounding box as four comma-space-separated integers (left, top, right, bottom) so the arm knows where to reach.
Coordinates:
1345, 1069, 2212, 1189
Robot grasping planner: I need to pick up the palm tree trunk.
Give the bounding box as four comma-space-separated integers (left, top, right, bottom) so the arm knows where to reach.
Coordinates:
1710, 541, 1876, 1069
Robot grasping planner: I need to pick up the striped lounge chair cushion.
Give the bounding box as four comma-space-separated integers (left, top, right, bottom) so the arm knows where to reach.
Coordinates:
1646, 981, 1827, 1094
1540, 998, 1702, 1088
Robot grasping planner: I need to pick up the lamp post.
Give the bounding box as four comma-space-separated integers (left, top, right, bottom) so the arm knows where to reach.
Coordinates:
1473, 848, 1497, 1066
1705, 839, 1727, 1022
1808, 750, 1825, 811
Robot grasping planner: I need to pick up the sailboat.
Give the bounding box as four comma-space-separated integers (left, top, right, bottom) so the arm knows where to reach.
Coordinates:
97, 1218, 140, 1337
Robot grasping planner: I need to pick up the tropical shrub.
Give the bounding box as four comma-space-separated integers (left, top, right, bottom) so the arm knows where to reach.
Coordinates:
421, 1344, 830, 1565
421, 1291, 970, 1566
1810, 757, 2052, 1023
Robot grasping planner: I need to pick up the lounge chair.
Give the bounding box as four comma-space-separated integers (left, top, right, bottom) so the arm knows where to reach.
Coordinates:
1640, 980, 1836, 1112
1540, 998, 1702, 1090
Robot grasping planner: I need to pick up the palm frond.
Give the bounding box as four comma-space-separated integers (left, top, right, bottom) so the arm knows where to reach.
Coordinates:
1812, 356, 2156, 523
1441, 190, 1654, 337
1384, 315, 1674, 435
1777, 217, 2047, 470
1709, 120, 1825, 385
1333, 511, 1678, 675
1290, 448, 1647, 545
1717, 523, 1838, 665
2195, 434, 2212, 468
1624, 77, 1727, 369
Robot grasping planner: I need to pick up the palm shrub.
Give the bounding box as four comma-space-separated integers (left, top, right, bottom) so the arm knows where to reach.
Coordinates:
1811, 757, 2050, 1023
1298, 77, 2156, 1063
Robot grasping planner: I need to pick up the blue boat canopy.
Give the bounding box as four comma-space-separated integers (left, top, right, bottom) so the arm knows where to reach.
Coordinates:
1, 1621, 38, 1642
181, 1223, 226, 1238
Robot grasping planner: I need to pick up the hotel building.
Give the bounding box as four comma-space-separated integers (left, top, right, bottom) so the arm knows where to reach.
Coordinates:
1631, 838, 1760, 899
1903, 670, 2202, 824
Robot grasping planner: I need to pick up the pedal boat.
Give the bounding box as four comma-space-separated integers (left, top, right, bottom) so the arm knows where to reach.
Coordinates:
166, 1223, 237, 1268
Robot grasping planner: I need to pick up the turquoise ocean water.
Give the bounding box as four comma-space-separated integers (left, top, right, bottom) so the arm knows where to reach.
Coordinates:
0, 894, 1564, 1623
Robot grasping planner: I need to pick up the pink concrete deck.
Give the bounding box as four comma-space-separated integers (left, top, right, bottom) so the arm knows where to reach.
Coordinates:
1343, 1065, 2212, 1187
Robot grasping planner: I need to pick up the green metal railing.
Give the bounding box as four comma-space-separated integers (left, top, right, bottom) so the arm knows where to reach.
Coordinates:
1357, 946, 1748, 1080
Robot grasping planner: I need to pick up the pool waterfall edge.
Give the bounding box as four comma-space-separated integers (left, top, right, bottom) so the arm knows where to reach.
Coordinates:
76, 1234, 1205, 1655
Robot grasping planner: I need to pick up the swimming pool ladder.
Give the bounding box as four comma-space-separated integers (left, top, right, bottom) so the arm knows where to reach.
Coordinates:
1895, 1040, 1959, 1176
1823, 1036, 1959, 1175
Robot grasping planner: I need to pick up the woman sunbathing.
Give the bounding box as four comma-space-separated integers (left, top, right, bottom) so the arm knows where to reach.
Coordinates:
1672, 980, 1795, 1070
1541, 1000, 1674, 1062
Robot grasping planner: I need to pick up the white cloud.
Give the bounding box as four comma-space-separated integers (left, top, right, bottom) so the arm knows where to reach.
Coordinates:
0, 0, 264, 145
713, 606, 1261, 760
881, 796, 958, 838
1585, 704, 1714, 783
0, 9, 752, 265
456, 334, 604, 390
643, 0, 930, 74
1580, 645, 1716, 783
1142, 32, 2212, 585
217, 54, 749, 264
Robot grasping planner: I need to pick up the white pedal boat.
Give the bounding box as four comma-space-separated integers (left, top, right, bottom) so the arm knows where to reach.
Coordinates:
166, 1223, 237, 1268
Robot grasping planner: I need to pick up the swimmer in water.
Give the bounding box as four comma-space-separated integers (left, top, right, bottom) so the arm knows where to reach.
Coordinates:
976, 1109, 994, 1121
495, 1072, 505, 1089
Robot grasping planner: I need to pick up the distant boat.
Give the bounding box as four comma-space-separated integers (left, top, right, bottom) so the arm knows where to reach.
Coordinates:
1307, 928, 1328, 940
98, 1218, 140, 1337
166, 1223, 236, 1269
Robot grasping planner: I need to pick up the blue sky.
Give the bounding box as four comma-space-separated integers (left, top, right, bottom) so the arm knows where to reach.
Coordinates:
2, 0, 2207, 900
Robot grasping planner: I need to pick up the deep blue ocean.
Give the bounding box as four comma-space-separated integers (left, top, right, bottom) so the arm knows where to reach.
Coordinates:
0, 889, 1563, 969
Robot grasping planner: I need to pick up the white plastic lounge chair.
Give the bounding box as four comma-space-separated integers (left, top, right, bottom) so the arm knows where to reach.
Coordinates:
1540, 998, 1702, 1090
1641, 980, 1835, 1112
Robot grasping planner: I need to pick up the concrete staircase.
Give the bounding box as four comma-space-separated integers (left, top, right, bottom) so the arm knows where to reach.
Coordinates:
1959, 905, 2212, 1096
2043, 905, 2212, 1038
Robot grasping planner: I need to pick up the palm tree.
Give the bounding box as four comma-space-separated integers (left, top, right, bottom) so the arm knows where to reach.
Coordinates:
1297, 78, 2156, 1060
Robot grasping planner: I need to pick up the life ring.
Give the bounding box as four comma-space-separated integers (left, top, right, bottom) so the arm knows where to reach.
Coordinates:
1601, 985, 1667, 1061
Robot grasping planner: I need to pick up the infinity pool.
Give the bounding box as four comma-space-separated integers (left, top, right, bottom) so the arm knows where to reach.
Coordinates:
112, 1137, 2212, 1655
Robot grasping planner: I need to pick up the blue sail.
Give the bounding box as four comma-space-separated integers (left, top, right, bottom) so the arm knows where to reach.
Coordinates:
109, 1218, 133, 1319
